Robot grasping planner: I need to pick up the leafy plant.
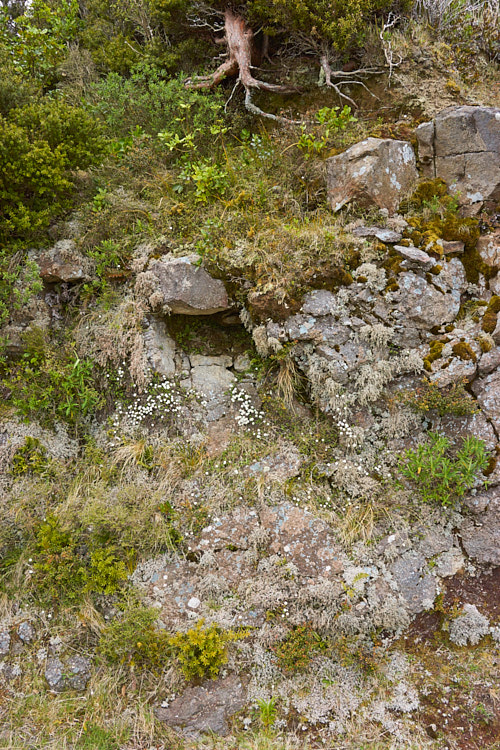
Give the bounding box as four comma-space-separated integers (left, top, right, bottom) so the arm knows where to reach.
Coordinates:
170, 619, 245, 680
296, 106, 357, 159
87, 548, 128, 595
255, 697, 278, 732
398, 431, 489, 505
10, 436, 51, 477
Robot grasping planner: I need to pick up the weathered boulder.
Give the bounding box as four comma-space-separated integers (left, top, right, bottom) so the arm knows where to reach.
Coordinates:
155, 674, 247, 736
391, 271, 461, 328
416, 106, 500, 209
389, 554, 436, 614
45, 655, 91, 692
136, 256, 229, 315
472, 370, 500, 432
326, 138, 417, 215
460, 486, 500, 566
142, 317, 176, 377
352, 226, 403, 243
190, 354, 235, 397
38, 240, 90, 283
477, 229, 500, 268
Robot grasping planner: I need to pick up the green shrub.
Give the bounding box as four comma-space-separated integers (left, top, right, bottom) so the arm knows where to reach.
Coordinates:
99, 603, 171, 669
87, 548, 128, 595
88, 65, 226, 149
34, 515, 87, 603
0, 100, 104, 244
10, 100, 105, 171
398, 431, 489, 506
170, 619, 245, 680
6, 338, 103, 428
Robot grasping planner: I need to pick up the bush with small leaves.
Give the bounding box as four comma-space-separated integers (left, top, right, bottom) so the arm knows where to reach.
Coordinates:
170, 619, 246, 680
398, 431, 489, 506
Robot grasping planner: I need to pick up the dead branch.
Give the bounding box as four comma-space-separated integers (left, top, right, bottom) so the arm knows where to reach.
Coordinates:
380, 14, 403, 84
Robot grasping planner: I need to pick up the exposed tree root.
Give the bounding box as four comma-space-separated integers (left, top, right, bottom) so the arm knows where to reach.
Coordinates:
320, 52, 381, 107
185, 9, 299, 120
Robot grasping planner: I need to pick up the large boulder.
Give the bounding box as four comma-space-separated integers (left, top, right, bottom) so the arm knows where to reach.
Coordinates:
416, 106, 500, 209
326, 138, 418, 215
136, 255, 229, 315
38, 239, 90, 283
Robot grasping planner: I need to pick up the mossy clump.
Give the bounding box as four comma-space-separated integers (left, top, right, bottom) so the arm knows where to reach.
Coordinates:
476, 334, 493, 353
482, 295, 500, 334
399, 378, 478, 417
424, 340, 446, 372
401, 179, 448, 211
452, 342, 477, 362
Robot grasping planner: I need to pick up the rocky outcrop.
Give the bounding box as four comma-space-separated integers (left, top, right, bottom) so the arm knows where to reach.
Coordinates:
136, 255, 229, 315
326, 138, 418, 215
45, 655, 92, 692
38, 240, 90, 283
416, 106, 500, 210
477, 229, 500, 268
155, 674, 247, 736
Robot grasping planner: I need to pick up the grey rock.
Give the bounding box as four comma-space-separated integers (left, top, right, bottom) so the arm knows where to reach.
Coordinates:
0, 631, 10, 658
449, 604, 490, 646
301, 290, 338, 316
143, 318, 176, 377
17, 621, 35, 644
460, 486, 500, 565
478, 347, 500, 375
352, 226, 403, 243
477, 230, 500, 268
394, 244, 434, 268
393, 272, 460, 328
233, 353, 251, 372
136, 256, 229, 315
416, 106, 500, 208
38, 239, 90, 283
191, 363, 235, 397
155, 674, 247, 737
390, 554, 436, 614
326, 138, 418, 215
472, 370, 500, 432
429, 357, 476, 387
438, 411, 497, 452
45, 655, 92, 692
441, 240, 464, 255
434, 549, 464, 578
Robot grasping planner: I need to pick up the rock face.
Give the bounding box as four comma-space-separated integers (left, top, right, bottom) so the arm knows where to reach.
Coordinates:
416, 106, 500, 209
477, 229, 500, 268
155, 674, 247, 736
136, 255, 229, 315
38, 240, 90, 283
326, 138, 418, 215
45, 655, 91, 692
460, 486, 500, 566
190, 354, 235, 397
142, 317, 176, 377
472, 370, 500, 433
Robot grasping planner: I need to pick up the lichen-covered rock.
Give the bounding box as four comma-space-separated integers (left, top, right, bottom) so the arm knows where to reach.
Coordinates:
394, 245, 435, 268
190, 354, 235, 397
352, 226, 403, 243
326, 138, 418, 215
477, 229, 500, 268
142, 317, 176, 377
17, 621, 35, 644
389, 554, 436, 614
136, 255, 229, 315
472, 370, 500, 432
449, 604, 490, 646
155, 674, 247, 736
391, 271, 460, 328
0, 631, 10, 658
45, 655, 91, 692
38, 239, 90, 283
460, 486, 500, 566
416, 106, 500, 209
